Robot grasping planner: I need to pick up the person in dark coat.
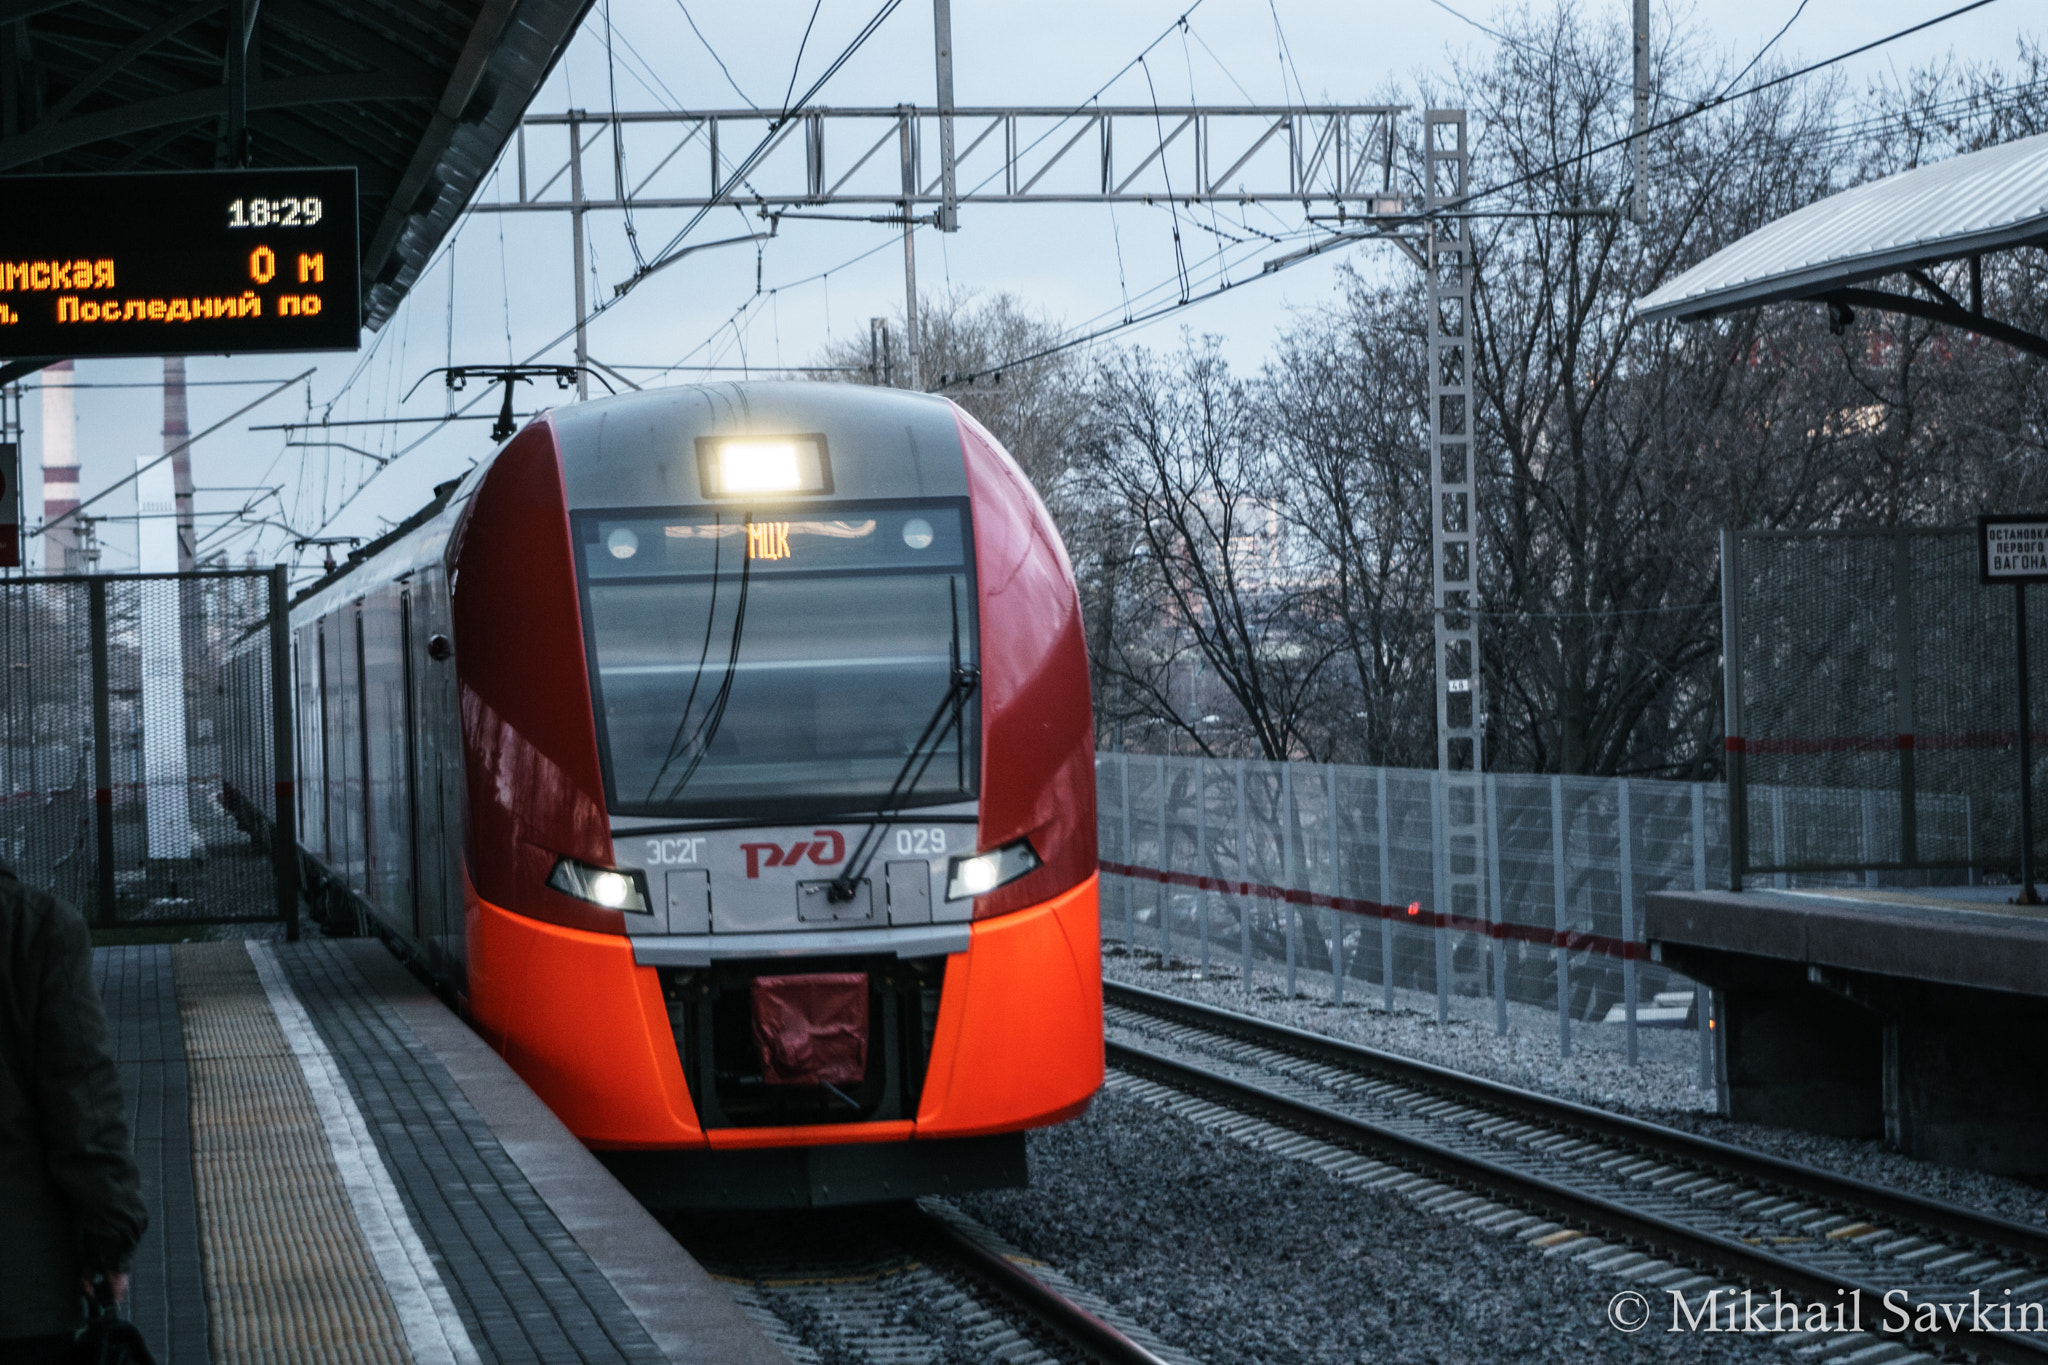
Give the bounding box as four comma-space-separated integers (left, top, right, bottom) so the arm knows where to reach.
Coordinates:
0, 863, 148, 1362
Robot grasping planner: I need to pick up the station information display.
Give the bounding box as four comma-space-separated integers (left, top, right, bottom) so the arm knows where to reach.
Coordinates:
0, 167, 359, 356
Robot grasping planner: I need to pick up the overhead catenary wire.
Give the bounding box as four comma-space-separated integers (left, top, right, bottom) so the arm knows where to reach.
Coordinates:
298, 0, 2012, 552
932, 0, 2012, 392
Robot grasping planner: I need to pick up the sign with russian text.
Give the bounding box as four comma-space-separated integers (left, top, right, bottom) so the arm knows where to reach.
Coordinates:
1980, 514, 2048, 584
0, 168, 359, 357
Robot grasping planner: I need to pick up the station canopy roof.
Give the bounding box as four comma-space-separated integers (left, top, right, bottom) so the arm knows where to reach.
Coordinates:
0, 0, 594, 332
1636, 130, 2048, 349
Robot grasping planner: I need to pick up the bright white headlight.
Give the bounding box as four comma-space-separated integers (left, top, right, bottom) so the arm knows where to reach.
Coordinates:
956, 856, 999, 895
717, 440, 802, 492
945, 839, 1041, 901
546, 857, 650, 913
698, 435, 831, 498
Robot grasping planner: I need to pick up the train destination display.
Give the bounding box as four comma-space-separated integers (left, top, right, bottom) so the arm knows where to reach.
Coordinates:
0, 167, 359, 356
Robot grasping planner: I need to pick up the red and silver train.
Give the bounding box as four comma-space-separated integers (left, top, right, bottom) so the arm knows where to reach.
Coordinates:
229, 382, 1101, 1205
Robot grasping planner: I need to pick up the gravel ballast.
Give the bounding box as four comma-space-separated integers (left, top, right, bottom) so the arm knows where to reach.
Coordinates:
959, 1087, 1785, 1365
1101, 946, 2048, 1232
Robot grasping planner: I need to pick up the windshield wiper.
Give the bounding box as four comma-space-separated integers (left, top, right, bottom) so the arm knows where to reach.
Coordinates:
643, 514, 755, 803
829, 580, 976, 903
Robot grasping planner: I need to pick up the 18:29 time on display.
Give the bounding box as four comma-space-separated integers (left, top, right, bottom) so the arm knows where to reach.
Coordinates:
225, 196, 324, 228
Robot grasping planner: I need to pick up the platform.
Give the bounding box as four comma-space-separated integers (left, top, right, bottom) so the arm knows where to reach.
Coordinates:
96, 937, 788, 1365
1645, 884, 2048, 1176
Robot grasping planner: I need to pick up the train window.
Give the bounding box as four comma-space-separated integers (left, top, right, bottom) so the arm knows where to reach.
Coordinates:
576, 502, 977, 818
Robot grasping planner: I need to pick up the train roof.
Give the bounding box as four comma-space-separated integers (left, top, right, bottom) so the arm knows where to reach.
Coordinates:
551, 381, 969, 508
288, 381, 971, 608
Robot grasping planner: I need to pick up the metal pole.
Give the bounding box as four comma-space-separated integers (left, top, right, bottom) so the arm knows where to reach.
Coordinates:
225, 0, 252, 166
1486, 773, 1506, 1036
1157, 753, 1170, 965
1236, 761, 1251, 988
1432, 769, 1448, 1025
1895, 528, 1919, 867
1692, 781, 1711, 1089
1327, 763, 1343, 1007
2017, 582, 2039, 901
1630, 0, 1649, 225
1196, 757, 1210, 977
899, 107, 919, 391
1619, 778, 1637, 1066
1552, 773, 1571, 1057
1282, 765, 1297, 997
1120, 752, 1134, 944
268, 565, 299, 941
1377, 766, 1393, 1012
1721, 527, 1747, 891
89, 578, 114, 928
570, 111, 590, 400
933, 0, 958, 232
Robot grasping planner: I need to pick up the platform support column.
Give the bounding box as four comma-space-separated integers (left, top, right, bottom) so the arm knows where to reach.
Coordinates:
269, 565, 299, 941
89, 576, 114, 927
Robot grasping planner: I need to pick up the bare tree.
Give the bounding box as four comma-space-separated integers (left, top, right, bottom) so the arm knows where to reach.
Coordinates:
1074, 340, 1338, 761
1263, 271, 1438, 767
812, 286, 1092, 496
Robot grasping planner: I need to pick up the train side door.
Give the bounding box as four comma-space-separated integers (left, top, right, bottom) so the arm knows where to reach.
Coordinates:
398, 584, 424, 941
360, 584, 412, 935
409, 568, 466, 978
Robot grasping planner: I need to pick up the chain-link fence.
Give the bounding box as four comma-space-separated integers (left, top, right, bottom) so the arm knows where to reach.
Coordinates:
1727, 527, 2034, 882
0, 569, 295, 931
1098, 753, 1738, 1073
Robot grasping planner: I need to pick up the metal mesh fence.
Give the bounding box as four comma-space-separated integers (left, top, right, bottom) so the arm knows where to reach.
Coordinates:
0, 570, 287, 928
0, 579, 96, 911
1729, 527, 2039, 879
1099, 753, 1731, 1070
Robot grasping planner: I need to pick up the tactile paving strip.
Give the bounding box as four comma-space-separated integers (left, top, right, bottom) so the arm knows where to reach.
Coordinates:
173, 941, 412, 1364
275, 941, 669, 1365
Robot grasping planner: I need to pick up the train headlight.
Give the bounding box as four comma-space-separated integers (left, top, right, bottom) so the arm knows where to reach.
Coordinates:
945, 839, 1041, 901
546, 857, 650, 913
697, 434, 832, 497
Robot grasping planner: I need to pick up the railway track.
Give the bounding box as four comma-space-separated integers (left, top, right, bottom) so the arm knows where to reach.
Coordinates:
672, 1199, 1184, 1365
1106, 979, 2048, 1365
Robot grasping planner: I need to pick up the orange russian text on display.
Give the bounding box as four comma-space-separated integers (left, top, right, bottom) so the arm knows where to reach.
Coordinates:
0, 260, 116, 291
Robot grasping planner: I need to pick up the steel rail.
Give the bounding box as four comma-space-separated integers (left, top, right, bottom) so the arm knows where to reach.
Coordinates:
899, 1204, 1175, 1365
1106, 1035, 2048, 1365
1106, 980, 2048, 1264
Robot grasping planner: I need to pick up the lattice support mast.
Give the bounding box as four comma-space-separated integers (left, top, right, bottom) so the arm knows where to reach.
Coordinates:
1424, 110, 1486, 1003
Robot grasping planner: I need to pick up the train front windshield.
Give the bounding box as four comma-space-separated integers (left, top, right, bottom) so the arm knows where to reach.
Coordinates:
576, 503, 978, 818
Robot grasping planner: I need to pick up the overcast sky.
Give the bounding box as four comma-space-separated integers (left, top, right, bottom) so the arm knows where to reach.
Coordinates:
12, 0, 2036, 577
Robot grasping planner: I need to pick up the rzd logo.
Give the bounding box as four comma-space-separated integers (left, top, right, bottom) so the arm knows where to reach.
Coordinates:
740, 829, 845, 878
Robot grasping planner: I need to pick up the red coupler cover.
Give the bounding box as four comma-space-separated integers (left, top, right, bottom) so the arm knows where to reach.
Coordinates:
750, 973, 869, 1086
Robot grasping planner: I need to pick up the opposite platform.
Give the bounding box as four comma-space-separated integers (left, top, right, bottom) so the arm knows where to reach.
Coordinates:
1647, 884, 2048, 1175
96, 937, 788, 1365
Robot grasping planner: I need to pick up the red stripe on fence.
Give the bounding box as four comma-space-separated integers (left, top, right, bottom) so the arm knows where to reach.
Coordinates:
1097, 859, 1650, 962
